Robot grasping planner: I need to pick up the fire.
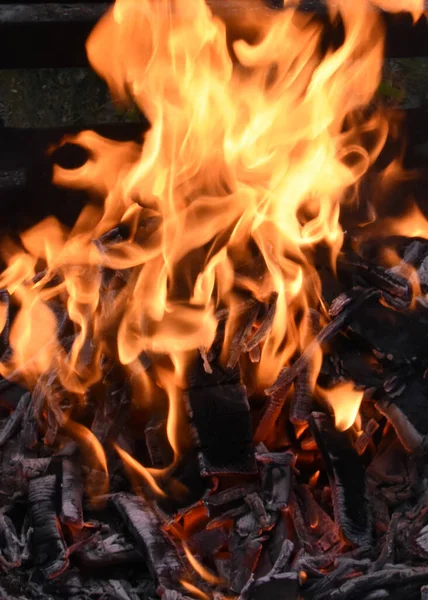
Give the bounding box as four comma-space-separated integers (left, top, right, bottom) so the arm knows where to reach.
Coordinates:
0, 0, 400, 587
320, 382, 364, 431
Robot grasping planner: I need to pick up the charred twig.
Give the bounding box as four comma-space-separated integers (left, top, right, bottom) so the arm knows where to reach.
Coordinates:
0, 392, 31, 447
28, 475, 68, 579
60, 458, 83, 529
289, 367, 313, 425
266, 288, 380, 395
244, 293, 278, 353
227, 303, 260, 369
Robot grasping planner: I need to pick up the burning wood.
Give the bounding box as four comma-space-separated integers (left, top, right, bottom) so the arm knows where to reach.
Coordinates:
2, 0, 428, 598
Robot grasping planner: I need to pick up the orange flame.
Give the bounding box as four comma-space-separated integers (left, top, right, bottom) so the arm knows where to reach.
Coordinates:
180, 580, 211, 600
114, 442, 167, 497
0, 0, 399, 585
182, 541, 223, 585
320, 382, 364, 431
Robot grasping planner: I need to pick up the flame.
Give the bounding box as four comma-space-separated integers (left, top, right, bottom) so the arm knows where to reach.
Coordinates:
0, 0, 400, 586
180, 580, 211, 600
320, 382, 364, 431
114, 442, 167, 497
182, 541, 223, 585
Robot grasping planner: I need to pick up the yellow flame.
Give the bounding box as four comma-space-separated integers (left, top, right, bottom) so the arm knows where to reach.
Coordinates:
321, 382, 364, 431
114, 442, 166, 497
182, 541, 223, 585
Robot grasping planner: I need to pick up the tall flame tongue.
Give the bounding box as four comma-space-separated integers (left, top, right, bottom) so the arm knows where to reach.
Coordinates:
0, 0, 394, 531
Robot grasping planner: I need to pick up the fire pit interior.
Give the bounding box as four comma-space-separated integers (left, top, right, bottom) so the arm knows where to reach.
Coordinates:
2, 1, 428, 599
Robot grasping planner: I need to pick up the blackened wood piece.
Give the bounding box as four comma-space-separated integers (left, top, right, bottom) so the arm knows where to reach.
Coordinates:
308, 412, 372, 547
354, 418, 379, 455
28, 475, 69, 579
389, 377, 428, 437
20, 397, 39, 448
186, 383, 256, 476
113, 493, 184, 590
60, 458, 83, 528
375, 399, 423, 453
253, 387, 290, 444
75, 533, 142, 568
266, 288, 380, 394
228, 303, 260, 369
347, 298, 428, 364
229, 532, 265, 593
14, 456, 51, 479
145, 419, 174, 469
340, 254, 411, 304
289, 366, 312, 425
0, 392, 30, 447
319, 566, 428, 600
244, 293, 278, 353
0, 511, 21, 568
242, 572, 299, 600
204, 484, 259, 517
256, 451, 294, 511
92, 382, 131, 444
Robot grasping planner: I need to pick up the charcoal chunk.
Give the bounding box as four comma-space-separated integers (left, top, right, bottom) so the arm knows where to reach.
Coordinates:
186, 384, 256, 476
309, 412, 372, 547
28, 475, 68, 578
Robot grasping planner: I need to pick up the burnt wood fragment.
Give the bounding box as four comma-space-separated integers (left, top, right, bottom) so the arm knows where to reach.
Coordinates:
289, 366, 312, 425
242, 571, 299, 600
347, 298, 428, 364
267, 288, 380, 394
0, 511, 21, 568
253, 387, 290, 444
145, 418, 174, 469
320, 565, 428, 600
375, 399, 423, 453
113, 492, 184, 591
92, 382, 131, 445
185, 383, 256, 476
309, 412, 372, 547
229, 532, 265, 593
204, 484, 259, 518
355, 418, 379, 455
244, 293, 278, 353
28, 475, 68, 579
75, 532, 142, 568
256, 450, 294, 511
60, 458, 83, 529
13, 456, 52, 479
0, 392, 30, 447
340, 254, 412, 305
228, 303, 260, 369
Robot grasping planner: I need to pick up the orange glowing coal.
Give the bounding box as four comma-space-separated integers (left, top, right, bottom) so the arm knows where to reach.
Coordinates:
0, 0, 405, 582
